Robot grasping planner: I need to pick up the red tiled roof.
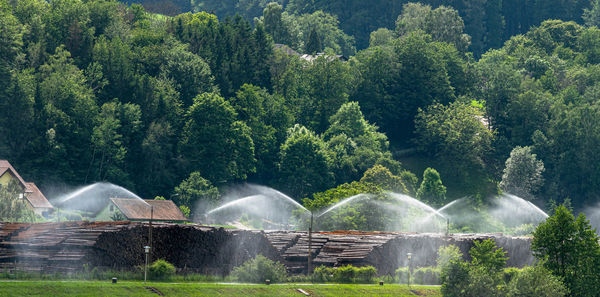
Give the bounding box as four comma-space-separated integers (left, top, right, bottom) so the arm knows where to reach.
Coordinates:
0, 160, 31, 192
109, 198, 188, 221
24, 182, 53, 209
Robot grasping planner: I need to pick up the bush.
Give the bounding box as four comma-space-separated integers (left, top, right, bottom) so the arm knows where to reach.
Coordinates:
231, 255, 287, 283
440, 260, 470, 297
506, 264, 567, 297
312, 266, 333, 282
414, 267, 440, 285
148, 259, 176, 280
312, 265, 377, 283
503, 267, 522, 284
356, 266, 377, 283
396, 266, 440, 285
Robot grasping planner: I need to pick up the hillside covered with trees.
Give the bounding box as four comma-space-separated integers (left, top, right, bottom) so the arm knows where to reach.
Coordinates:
4, 0, 600, 218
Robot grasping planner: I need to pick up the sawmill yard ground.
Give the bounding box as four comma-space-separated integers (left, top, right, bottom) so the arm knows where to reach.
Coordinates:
0, 281, 441, 296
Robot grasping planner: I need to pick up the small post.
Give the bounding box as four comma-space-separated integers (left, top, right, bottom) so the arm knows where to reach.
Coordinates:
446, 218, 450, 237
407, 252, 412, 289
307, 212, 313, 275
144, 245, 150, 283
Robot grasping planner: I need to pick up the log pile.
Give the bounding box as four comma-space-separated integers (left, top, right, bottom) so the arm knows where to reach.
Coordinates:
0, 222, 533, 275
0, 222, 282, 275
264, 231, 534, 275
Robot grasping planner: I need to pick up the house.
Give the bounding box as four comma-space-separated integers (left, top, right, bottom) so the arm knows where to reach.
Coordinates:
300, 52, 348, 63
0, 160, 53, 216
273, 44, 348, 63
96, 198, 188, 223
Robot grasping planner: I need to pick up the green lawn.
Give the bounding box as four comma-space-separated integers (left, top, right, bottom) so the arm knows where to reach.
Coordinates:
0, 281, 441, 297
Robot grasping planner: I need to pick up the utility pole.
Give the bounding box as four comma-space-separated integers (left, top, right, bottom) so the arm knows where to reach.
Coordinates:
148, 204, 153, 264
307, 212, 313, 275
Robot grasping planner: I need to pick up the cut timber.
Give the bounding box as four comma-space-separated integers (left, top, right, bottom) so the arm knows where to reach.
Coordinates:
0, 223, 533, 275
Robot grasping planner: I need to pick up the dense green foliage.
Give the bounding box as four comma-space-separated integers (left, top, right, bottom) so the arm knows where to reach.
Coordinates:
230, 254, 287, 283
396, 266, 441, 285
148, 259, 176, 280
189, 0, 592, 56
5, 0, 600, 222
531, 205, 600, 296
312, 265, 377, 283
440, 239, 567, 297
416, 168, 446, 207
500, 146, 545, 200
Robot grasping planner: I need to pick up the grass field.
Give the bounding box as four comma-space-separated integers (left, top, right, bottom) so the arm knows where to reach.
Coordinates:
0, 281, 441, 297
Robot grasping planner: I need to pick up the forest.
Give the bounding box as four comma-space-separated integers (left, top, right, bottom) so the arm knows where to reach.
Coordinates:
3, 0, 600, 220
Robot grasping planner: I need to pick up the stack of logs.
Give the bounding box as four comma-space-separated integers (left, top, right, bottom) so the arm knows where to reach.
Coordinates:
264, 231, 534, 275
0, 222, 533, 275
0, 222, 280, 275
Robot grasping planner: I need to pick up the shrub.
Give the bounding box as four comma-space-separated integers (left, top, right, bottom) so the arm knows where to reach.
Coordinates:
356, 266, 377, 283
231, 255, 287, 283
396, 266, 440, 285
414, 267, 440, 285
148, 259, 176, 280
312, 266, 333, 282
312, 265, 377, 283
503, 267, 522, 284
334, 265, 356, 282
440, 260, 470, 297
506, 264, 567, 297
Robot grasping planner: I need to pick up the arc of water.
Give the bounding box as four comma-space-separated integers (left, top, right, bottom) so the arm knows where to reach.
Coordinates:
317, 194, 371, 217
267, 188, 309, 212
58, 183, 101, 204
419, 198, 466, 223
387, 192, 447, 219
497, 194, 549, 218
524, 199, 549, 218
57, 182, 147, 206
206, 194, 266, 215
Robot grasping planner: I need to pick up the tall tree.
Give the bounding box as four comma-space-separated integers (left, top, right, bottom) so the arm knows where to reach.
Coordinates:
416, 167, 446, 207
172, 171, 220, 214
260, 2, 300, 49
33, 46, 98, 182
583, 0, 600, 27
531, 205, 600, 296
500, 146, 545, 200
230, 84, 293, 183
305, 27, 321, 54
414, 101, 495, 194
324, 101, 401, 184
278, 124, 333, 200
179, 92, 256, 184
159, 39, 215, 107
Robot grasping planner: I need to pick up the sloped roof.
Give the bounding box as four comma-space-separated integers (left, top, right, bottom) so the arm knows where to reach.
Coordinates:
24, 182, 53, 209
109, 198, 187, 221
274, 43, 301, 56
300, 53, 348, 63
0, 160, 31, 192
